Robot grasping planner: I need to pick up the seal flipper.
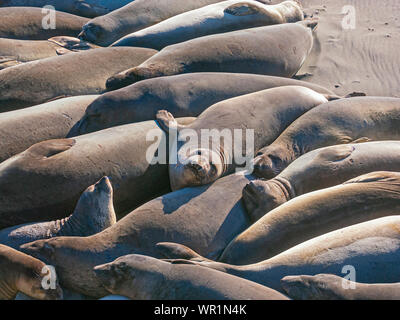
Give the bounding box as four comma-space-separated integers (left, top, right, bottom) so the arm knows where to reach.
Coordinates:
314, 145, 355, 163
156, 242, 210, 262
26, 139, 76, 159
344, 171, 400, 185
0, 56, 22, 70
48, 36, 99, 52
297, 18, 319, 31
350, 137, 372, 144
224, 3, 262, 16
156, 110, 186, 133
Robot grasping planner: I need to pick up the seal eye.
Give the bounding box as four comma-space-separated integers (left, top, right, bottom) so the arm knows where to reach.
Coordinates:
196, 150, 202, 156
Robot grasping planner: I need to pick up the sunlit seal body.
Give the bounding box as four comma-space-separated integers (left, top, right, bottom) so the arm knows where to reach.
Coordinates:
0, 7, 88, 40
0, 47, 157, 112
281, 274, 400, 300
106, 20, 317, 90
219, 171, 400, 264
0, 95, 98, 163
70, 73, 335, 136
157, 215, 400, 293
0, 244, 63, 300
0, 177, 116, 250
0, 0, 133, 18
94, 254, 289, 300
0, 118, 194, 229
112, 0, 304, 50
244, 141, 400, 222
156, 86, 328, 190
253, 97, 400, 179
21, 173, 256, 297
79, 0, 230, 46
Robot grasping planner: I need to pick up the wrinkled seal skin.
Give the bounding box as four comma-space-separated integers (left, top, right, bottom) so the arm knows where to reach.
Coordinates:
0, 37, 99, 66
0, 118, 194, 229
0, 0, 133, 18
0, 177, 116, 250
160, 216, 400, 293
79, 0, 230, 46
0, 7, 89, 40
0, 47, 157, 112
254, 97, 400, 179
0, 95, 98, 163
220, 171, 400, 264
21, 173, 256, 298
244, 141, 400, 222
71, 73, 335, 136
112, 0, 304, 50
106, 20, 316, 91
94, 254, 289, 300
281, 274, 400, 300
156, 86, 328, 191
0, 244, 63, 300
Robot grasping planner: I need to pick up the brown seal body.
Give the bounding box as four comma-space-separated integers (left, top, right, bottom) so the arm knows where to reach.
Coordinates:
157, 215, 400, 293
0, 95, 98, 163
0, 177, 116, 250
253, 97, 400, 179
0, 0, 132, 18
21, 173, 255, 297
244, 141, 400, 222
0, 118, 194, 229
70, 73, 335, 136
0, 47, 157, 112
106, 21, 316, 90
0, 244, 63, 300
94, 254, 289, 300
220, 171, 400, 264
0, 7, 88, 40
112, 0, 304, 50
282, 274, 400, 300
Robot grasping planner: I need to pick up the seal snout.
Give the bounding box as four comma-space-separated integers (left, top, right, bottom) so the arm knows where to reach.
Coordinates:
106, 70, 138, 91
95, 176, 112, 193
253, 154, 277, 179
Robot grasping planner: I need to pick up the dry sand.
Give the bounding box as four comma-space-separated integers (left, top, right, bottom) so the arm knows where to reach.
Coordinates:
268, 0, 400, 97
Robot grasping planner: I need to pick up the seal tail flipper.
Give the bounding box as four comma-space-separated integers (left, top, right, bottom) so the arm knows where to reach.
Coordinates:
0, 56, 22, 70
156, 242, 210, 262
156, 110, 186, 133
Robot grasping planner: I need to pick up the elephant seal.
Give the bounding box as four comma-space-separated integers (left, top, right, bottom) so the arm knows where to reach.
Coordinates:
156, 86, 328, 190
0, 47, 157, 112
158, 215, 400, 293
0, 244, 63, 300
218, 171, 400, 264
112, 0, 303, 50
20, 172, 256, 297
0, 118, 194, 229
94, 254, 289, 300
0, 7, 89, 40
0, 95, 98, 163
0, 0, 133, 18
79, 0, 231, 46
244, 141, 400, 222
106, 20, 317, 90
0, 177, 116, 250
0, 37, 99, 67
281, 274, 400, 300
70, 73, 335, 136
253, 97, 400, 179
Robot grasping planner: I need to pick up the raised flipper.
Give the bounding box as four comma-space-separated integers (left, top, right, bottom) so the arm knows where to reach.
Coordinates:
156, 110, 187, 133
156, 242, 210, 262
